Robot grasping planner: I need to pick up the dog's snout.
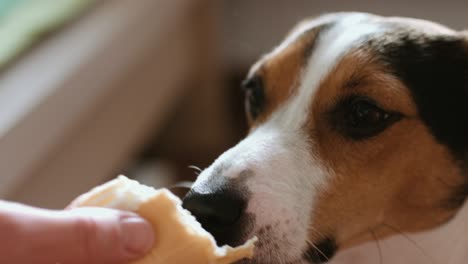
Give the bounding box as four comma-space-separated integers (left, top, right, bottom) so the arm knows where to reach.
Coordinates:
182, 189, 247, 245
183, 189, 246, 228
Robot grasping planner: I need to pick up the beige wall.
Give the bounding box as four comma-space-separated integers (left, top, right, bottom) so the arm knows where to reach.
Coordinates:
221, 0, 468, 67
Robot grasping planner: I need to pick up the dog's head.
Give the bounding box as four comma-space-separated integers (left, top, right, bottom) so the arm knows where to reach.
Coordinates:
183, 12, 468, 263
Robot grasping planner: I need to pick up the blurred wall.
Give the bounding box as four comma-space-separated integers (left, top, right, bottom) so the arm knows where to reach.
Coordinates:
144, 0, 467, 182
109, 0, 468, 182
221, 0, 467, 67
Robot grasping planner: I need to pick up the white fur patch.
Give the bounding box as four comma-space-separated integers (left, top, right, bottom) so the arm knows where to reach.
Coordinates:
272, 14, 382, 129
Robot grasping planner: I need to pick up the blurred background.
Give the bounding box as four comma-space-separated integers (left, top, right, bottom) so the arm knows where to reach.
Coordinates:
0, 0, 466, 209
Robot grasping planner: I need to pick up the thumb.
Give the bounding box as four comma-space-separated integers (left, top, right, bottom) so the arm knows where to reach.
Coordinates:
0, 202, 154, 264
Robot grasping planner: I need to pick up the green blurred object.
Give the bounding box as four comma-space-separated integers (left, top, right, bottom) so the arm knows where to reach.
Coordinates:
0, 0, 94, 68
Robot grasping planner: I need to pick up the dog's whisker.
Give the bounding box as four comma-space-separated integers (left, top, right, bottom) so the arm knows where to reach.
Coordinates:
169, 181, 193, 190
188, 165, 203, 175
306, 239, 330, 262
382, 223, 437, 264
167, 181, 193, 198
307, 225, 326, 240
369, 229, 383, 264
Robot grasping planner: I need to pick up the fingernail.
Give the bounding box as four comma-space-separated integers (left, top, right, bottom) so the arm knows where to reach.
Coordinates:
120, 216, 154, 256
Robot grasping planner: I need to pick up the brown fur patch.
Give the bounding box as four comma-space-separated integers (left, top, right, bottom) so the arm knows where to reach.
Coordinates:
306, 49, 465, 248
247, 28, 321, 126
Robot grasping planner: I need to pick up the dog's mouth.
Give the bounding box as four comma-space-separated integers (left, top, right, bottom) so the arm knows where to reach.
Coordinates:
180, 185, 339, 264
303, 238, 338, 263
215, 223, 338, 264
234, 237, 338, 264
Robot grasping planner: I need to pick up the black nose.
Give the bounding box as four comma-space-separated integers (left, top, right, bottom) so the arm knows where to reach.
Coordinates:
182, 189, 246, 245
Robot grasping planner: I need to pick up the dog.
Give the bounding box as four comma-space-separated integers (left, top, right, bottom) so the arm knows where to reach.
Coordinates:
182, 12, 468, 264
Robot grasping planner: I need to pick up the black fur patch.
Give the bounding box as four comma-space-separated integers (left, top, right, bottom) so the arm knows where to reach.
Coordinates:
376, 33, 468, 160
443, 181, 468, 209
303, 237, 338, 263
374, 32, 468, 207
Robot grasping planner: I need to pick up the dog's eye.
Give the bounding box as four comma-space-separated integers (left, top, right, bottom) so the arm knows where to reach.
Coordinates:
242, 76, 265, 120
334, 96, 401, 139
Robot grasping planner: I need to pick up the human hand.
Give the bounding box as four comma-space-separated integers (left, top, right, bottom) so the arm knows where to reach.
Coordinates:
0, 200, 154, 264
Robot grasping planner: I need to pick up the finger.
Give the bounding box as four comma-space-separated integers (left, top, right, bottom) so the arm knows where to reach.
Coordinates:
0, 202, 154, 264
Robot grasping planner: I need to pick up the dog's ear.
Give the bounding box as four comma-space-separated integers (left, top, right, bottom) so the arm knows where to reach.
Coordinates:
457, 31, 468, 162
384, 33, 468, 160
463, 32, 468, 162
